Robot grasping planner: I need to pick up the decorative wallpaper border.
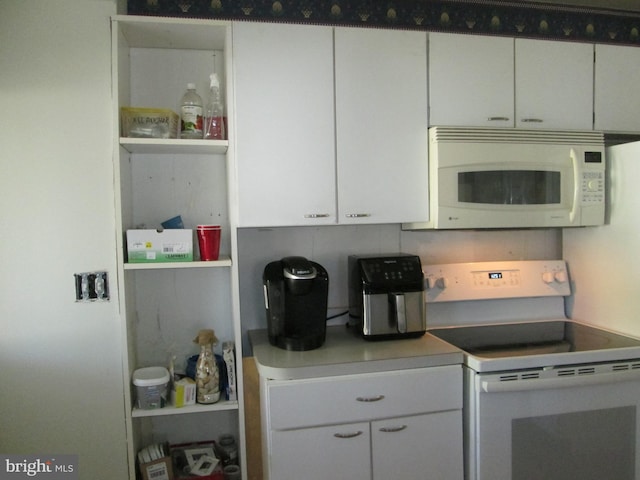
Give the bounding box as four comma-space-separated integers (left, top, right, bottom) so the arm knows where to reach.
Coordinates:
128, 0, 640, 45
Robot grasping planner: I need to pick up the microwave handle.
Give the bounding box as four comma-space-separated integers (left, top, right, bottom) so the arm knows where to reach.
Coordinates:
569, 148, 579, 223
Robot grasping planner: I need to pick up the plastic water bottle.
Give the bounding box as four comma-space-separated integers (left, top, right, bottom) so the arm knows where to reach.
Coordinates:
204, 73, 225, 140
180, 83, 203, 139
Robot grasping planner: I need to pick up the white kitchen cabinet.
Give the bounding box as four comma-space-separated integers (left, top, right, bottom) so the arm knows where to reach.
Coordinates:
428, 33, 514, 127
515, 39, 593, 130
233, 22, 336, 227
261, 365, 463, 480
429, 33, 594, 130
271, 422, 371, 480
371, 411, 463, 480
594, 43, 640, 132
334, 28, 428, 224
234, 24, 429, 227
112, 16, 245, 479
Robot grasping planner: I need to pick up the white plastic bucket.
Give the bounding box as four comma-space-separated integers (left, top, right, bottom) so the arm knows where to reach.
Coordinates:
132, 366, 170, 409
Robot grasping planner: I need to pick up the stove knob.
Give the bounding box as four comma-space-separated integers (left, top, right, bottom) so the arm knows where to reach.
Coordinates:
542, 271, 555, 284
436, 277, 449, 289
554, 270, 568, 283
426, 277, 437, 289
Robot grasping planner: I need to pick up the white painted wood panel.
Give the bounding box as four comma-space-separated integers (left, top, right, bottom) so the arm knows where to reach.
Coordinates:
516, 39, 593, 130
270, 422, 371, 480
0, 1, 128, 477
371, 410, 464, 480
233, 22, 336, 227
594, 43, 640, 132
429, 33, 515, 127
335, 28, 429, 224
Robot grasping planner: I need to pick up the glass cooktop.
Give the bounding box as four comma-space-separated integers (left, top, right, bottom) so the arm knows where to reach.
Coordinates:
429, 320, 640, 370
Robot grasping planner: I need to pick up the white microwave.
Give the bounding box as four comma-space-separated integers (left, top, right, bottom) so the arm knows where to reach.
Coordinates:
404, 127, 605, 230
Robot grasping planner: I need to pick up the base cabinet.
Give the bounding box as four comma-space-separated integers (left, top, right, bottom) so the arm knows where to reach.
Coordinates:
270, 410, 462, 480
260, 365, 463, 480
271, 422, 371, 480
371, 411, 462, 480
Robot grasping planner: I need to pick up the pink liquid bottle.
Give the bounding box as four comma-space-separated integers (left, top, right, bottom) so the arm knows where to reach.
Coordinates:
204, 73, 225, 140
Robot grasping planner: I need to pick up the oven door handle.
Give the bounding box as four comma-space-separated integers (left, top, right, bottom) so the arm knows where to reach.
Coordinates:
481, 369, 640, 393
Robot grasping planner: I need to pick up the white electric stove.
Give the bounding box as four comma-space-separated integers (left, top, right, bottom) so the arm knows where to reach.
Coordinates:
423, 260, 640, 480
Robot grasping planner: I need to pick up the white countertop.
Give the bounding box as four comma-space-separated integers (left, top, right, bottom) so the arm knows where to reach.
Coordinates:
249, 325, 463, 380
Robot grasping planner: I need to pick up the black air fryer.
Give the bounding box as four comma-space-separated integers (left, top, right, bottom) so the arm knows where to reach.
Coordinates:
263, 256, 329, 351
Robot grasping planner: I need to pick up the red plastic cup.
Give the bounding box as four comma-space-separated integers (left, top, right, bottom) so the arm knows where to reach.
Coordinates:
196, 225, 221, 261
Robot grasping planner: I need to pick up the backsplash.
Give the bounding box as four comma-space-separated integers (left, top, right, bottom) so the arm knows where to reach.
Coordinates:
128, 0, 640, 45
237, 225, 561, 352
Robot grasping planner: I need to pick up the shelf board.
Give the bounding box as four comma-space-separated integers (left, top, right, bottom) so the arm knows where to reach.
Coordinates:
120, 138, 228, 155
132, 399, 238, 418
115, 15, 229, 51
124, 256, 232, 270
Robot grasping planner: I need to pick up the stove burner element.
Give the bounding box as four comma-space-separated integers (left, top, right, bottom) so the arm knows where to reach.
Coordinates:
429, 320, 640, 372
430, 320, 640, 358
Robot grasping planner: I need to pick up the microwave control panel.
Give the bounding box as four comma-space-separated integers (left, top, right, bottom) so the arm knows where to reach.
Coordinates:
581, 170, 604, 205
580, 150, 605, 205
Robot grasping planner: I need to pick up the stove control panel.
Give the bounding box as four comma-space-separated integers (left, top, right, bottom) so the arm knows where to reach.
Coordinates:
423, 260, 570, 303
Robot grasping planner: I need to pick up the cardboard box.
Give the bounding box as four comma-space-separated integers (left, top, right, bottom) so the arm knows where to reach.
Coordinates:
120, 107, 179, 139
171, 377, 196, 408
140, 457, 174, 480
127, 229, 193, 263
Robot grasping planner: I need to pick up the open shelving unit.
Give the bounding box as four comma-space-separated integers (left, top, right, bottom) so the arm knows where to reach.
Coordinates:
111, 14, 244, 480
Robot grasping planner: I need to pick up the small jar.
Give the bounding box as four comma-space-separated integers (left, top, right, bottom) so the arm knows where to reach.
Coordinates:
194, 329, 220, 404
218, 434, 238, 465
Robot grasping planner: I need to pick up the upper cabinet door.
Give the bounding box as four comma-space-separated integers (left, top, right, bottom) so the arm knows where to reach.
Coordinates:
335, 28, 429, 224
515, 39, 593, 130
428, 33, 514, 127
233, 22, 336, 227
594, 44, 640, 133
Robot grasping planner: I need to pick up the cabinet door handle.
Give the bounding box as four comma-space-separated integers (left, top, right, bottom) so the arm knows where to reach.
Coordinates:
356, 395, 385, 402
379, 425, 407, 433
487, 116, 510, 122
303, 213, 330, 218
521, 118, 544, 123
334, 431, 364, 439
345, 213, 371, 218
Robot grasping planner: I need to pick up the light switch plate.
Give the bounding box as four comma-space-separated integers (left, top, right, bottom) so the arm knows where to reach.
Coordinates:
74, 271, 109, 302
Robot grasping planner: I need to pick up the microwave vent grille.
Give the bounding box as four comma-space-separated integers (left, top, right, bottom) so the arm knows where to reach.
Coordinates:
429, 127, 605, 146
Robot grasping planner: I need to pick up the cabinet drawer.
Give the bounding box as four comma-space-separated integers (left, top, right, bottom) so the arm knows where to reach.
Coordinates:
266, 364, 461, 430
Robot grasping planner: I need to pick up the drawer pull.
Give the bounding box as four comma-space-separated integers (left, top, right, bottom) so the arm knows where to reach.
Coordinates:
345, 213, 371, 218
487, 116, 510, 122
379, 425, 407, 433
304, 213, 330, 218
356, 395, 385, 402
334, 431, 363, 439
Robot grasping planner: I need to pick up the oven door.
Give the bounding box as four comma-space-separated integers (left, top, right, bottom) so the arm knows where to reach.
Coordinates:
466, 366, 640, 480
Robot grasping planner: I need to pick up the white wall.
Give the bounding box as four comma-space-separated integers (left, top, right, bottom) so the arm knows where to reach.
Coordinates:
563, 141, 640, 337
0, 1, 128, 477
238, 225, 561, 352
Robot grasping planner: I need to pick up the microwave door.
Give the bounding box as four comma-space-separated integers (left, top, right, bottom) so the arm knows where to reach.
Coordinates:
437, 164, 575, 229
457, 169, 562, 206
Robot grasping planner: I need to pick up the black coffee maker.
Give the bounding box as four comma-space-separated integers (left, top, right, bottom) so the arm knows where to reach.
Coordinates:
263, 256, 329, 351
